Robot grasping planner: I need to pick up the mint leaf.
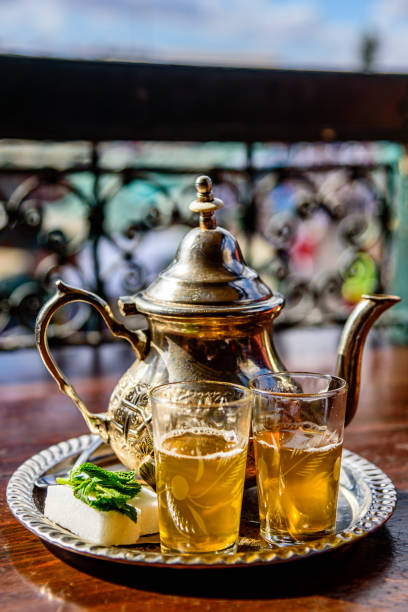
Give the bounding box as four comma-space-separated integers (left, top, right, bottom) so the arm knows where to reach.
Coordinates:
56, 463, 141, 523
78, 463, 141, 495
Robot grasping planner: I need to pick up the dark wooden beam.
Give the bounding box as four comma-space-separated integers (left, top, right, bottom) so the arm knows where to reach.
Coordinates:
1, 55, 408, 142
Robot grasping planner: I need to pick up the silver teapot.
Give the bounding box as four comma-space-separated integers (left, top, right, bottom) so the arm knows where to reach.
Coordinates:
35, 176, 400, 484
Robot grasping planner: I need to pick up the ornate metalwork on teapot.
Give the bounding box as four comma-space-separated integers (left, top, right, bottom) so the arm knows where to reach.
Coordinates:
35, 175, 400, 486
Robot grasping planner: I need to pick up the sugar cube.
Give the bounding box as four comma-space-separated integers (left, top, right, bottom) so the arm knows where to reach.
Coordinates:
44, 484, 158, 546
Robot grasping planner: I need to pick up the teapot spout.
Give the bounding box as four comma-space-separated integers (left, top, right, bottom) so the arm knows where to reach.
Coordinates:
336, 294, 400, 426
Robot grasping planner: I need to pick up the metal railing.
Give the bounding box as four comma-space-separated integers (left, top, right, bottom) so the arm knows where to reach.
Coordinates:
0, 57, 406, 348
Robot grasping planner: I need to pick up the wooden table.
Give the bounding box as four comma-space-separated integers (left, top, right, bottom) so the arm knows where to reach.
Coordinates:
1, 328, 408, 611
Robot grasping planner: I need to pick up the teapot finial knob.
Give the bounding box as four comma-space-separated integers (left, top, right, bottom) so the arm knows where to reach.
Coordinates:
189, 175, 224, 229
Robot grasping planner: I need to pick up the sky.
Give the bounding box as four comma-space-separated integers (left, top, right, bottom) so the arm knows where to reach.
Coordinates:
1, 0, 408, 71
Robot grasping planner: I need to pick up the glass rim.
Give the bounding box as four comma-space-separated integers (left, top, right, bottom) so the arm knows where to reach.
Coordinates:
150, 379, 252, 407
248, 372, 347, 399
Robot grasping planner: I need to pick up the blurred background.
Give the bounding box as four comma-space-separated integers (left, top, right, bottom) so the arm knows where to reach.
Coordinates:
0, 0, 406, 71
0, 0, 407, 350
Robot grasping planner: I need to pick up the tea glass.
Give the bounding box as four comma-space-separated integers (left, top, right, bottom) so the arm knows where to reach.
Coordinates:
150, 380, 252, 555
249, 372, 347, 544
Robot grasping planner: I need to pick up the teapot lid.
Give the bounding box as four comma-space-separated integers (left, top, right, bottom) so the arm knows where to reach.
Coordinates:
120, 176, 284, 317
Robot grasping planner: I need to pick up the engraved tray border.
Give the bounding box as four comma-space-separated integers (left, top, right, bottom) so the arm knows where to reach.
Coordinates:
7, 434, 397, 568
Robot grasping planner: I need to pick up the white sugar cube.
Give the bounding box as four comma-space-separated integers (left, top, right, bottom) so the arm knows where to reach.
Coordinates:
129, 486, 158, 536
44, 484, 158, 546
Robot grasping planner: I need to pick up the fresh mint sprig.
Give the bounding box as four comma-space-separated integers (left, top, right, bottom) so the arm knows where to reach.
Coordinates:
57, 462, 141, 523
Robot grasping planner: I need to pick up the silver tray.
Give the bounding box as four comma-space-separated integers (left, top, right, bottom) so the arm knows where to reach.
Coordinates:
7, 433, 397, 568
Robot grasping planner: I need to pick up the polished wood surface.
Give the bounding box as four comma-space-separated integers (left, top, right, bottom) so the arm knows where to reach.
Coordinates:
1, 329, 408, 611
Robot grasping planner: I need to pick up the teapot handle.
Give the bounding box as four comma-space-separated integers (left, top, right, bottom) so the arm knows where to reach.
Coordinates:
35, 280, 149, 443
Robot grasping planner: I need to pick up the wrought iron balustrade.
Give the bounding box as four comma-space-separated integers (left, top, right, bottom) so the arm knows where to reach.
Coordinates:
0, 57, 406, 349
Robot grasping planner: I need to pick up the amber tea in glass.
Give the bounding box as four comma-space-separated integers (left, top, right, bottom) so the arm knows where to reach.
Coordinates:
151, 381, 251, 555
250, 373, 347, 544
